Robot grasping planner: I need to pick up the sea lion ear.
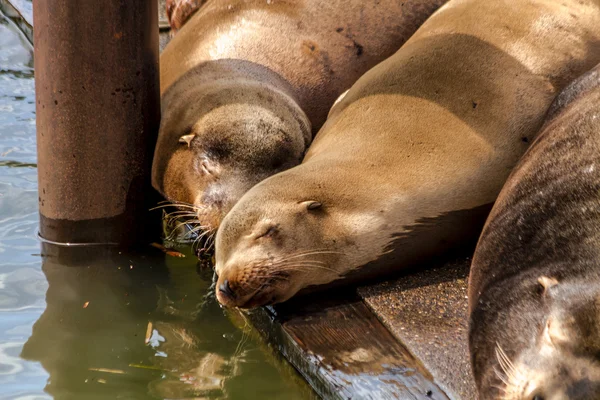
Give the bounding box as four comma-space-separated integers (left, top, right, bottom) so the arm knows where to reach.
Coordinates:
303, 201, 322, 211
178, 134, 195, 148
542, 317, 569, 348
538, 276, 559, 295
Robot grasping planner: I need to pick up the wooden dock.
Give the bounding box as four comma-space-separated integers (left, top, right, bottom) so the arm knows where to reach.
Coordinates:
248, 257, 475, 400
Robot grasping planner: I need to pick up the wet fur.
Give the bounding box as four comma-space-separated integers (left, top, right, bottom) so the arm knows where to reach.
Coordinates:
469, 62, 600, 399
215, 0, 600, 308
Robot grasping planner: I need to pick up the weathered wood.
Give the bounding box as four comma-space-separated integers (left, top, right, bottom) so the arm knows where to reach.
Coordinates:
249, 292, 451, 400
359, 258, 476, 400
158, 0, 173, 51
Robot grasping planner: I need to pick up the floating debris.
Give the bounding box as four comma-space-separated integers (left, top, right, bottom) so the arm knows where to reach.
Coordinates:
145, 322, 153, 344
89, 368, 126, 375
150, 242, 186, 258
83, 301, 90, 308
128, 363, 164, 371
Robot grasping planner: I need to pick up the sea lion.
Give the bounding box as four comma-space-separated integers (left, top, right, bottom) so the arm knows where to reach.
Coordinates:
213, 0, 600, 308
152, 0, 448, 236
468, 63, 600, 399
165, 0, 205, 33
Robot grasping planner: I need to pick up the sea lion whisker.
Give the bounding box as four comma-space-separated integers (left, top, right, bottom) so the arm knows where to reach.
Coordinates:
187, 224, 212, 235
277, 250, 343, 262
269, 260, 334, 272
248, 273, 292, 280
150, 202, 201, 211
273, 258, 336, 268
164, 215, 197, 225
250, 268, 301, 276
273, 257, 327, 265
186, 230, 207, 243
495, 343, 517, 377
490, 384, 508, 393
249, 263, 331, 280
192, 228, 217, 252
165, 221, 209, 242
165, 220, 203, 241
170, 218, 205, 233
490, 384, 510, 400
493, 366, 511, 387
163, 211, 198, 218
192, 234, 208, 251
205, 231, 217, 249
273, 262, 324, 268
158, 199, 197, 207
191, 229, 213, 245
278, 263, 338, 273
160, 207, 198, 214
284, 249, 343, 257
273, 259, 327, 266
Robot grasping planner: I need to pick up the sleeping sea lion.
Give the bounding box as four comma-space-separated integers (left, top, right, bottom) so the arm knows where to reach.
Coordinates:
469, 62, 600, 400
213, 0, 600, 308
152, 0, 448, 237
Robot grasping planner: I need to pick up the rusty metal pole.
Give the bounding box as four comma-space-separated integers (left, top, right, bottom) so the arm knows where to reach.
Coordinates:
34, 0, 161, 246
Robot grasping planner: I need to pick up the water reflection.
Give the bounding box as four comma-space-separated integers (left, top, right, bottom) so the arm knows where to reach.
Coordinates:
18, 245, 312, 400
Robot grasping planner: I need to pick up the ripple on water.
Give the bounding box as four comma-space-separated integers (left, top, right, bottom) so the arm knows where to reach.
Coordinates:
0, 8, 47, 400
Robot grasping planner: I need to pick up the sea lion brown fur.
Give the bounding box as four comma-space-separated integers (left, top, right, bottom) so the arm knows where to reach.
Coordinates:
152, 0, 448, 236
214, 0, 600, 308
468, 62, 600, 400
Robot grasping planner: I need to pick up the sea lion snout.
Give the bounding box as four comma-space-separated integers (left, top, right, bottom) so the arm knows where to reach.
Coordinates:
214, 251, 295, 308
214, 186, 345, 308
217, 279, 237, 303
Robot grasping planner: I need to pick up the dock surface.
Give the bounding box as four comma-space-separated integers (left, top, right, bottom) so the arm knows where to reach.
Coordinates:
249, 257, 475, 400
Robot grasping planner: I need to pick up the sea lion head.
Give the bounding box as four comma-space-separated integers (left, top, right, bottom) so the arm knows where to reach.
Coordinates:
152, 76, 311, 236
213, 165, 360, 308
165, 0, 204, 32
489, 278, 600, 400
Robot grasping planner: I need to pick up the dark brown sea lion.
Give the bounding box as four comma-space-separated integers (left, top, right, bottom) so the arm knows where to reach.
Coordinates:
152, 0, 448, 237
469, 62, 600, 400
213, 0, 600, 308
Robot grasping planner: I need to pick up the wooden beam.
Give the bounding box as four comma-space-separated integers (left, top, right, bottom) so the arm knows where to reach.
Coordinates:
249, 291, 450, 400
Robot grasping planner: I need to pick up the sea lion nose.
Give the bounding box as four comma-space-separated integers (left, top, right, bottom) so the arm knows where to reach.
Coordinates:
218, 279, 236, 300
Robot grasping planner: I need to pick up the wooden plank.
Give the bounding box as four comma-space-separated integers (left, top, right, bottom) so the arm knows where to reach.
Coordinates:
248, 292, 451, 400
359, 258, 476, 400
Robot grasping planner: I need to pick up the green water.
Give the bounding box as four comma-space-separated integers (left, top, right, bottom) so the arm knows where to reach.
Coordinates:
0, 10, 313, 400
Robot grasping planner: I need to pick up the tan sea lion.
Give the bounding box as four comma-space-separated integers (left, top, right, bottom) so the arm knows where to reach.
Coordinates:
152, 0, 448, 236
165, 0, 205, 33
468, 63, 600, 400
213, 0, 600, 308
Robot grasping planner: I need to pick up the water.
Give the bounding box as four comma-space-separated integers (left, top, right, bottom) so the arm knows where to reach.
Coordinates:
0, 11, 313, 400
